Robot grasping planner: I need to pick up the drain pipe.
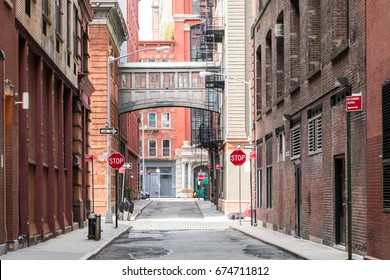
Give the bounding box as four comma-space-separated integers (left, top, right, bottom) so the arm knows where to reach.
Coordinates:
1, 49, 7, 253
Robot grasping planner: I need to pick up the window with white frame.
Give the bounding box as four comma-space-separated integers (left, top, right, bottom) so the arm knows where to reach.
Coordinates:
192, 72, 203, 87
162, 140, 170, 157
120, 73, 131, 88
163, 73, 175, 88
148, 112, 156, 128
149, 73, 160, 88
178, 72, 189, 88
276, 127, 286, 162
308, 107, 323, 155
290, 119, 301, 160
148, 140, 157, 157
134, 73, 146, 88
162, 113, 170, 128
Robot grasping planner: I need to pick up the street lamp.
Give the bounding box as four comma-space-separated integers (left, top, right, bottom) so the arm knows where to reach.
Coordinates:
199, 71, 254, 225
156, 168, 161, 199
141, 121, 147, 199
105, 46, 169, 223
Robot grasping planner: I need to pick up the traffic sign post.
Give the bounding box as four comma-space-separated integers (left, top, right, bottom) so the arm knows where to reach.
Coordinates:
346, 94, 363, 111
230, 146, 247, 226
230, 149, 246, 166
108, 153, 125, 169
85, 155, 95, 213
108, 153, 124, 229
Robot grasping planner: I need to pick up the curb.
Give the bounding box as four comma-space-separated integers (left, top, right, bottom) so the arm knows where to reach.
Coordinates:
82, 200, 152, 260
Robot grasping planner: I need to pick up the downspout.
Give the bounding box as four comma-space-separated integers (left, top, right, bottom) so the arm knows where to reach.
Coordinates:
1, 49, 7, 252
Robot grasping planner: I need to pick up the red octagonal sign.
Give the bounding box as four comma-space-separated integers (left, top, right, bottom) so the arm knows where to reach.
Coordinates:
108, 153, 125, 169
230, 149, 246, 166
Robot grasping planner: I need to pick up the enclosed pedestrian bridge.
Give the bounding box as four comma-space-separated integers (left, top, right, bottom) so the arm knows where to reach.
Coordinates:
118, 62, 220, 114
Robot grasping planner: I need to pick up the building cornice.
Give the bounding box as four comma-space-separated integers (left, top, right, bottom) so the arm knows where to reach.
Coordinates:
91, 1, 128, 50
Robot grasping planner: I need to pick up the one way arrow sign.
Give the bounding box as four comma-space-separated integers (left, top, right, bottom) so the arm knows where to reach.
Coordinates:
100, 127, 119, 135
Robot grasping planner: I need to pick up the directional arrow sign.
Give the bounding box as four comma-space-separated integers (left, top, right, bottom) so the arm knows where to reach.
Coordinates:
123, 163, 132, 169
100, 127, 118, 135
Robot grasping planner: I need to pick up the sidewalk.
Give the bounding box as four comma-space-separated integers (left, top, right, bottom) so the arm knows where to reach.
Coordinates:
0, 199, 363, 260
195, 200, 363, 260
0, 199, 151, 260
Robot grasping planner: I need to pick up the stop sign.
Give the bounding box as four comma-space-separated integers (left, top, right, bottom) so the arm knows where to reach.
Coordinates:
230, 149, 246, 166
108, 153, 124, 169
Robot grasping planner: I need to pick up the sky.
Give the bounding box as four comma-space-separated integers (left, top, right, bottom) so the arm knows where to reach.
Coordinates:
138, 0, 153, 40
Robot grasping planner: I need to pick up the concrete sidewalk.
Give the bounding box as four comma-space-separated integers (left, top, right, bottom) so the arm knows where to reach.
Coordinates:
195, 200, 363, 260
0, 198, 363, 260
0, 199, 151, 260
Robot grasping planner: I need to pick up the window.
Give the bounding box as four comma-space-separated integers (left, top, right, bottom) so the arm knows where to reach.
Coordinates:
276, 127, 285, 162
178, 72, 189, 88
256, 46, 262, 116
382, 81, 390, 210
290, 120, 301, 160
163, 73, 175, 88
149, 73, 160, 88
190, 24, 202, 61
192, 0, 200, 15
266, 135, 273, 209
25, 0, 31, 17
290, 0, 300, 87
134, 73, 146, 88
162, 140, 170, 157
162, 113, 170, 128
42, 0, 49, 36
73, 5, 80, 59
256, 140, 263, 208
161, 59, 170, 62
192, 72, 203, 87
55, 0, 62, 45
276, 12, 285, 99
308, 107, 322, 155
265, 31, 272, 108
120, 73, 132, 88
148, 112, 156, 128
148, 140, 157, 157
148, 59, 156, 62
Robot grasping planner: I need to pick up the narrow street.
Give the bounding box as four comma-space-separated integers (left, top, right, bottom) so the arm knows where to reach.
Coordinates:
91, 200, 299, 260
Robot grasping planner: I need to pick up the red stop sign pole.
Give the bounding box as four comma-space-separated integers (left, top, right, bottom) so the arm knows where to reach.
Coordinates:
230, 149, 246, 166
230, 147, 247, 225
108, 153, 124, 229
108, 153, 124, 169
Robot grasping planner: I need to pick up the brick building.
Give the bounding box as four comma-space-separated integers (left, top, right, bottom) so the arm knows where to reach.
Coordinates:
1, 0, 94, 254
252, 0, 367, 255
366, 0, 390, 260
0, 0, 17, 255
89, 1, 130, 219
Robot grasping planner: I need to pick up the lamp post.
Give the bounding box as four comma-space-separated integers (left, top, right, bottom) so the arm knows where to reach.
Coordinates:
141, 122, 147, 199
105, 46, 169, 223
199, 71, 253, 225
156, 168, 161, 199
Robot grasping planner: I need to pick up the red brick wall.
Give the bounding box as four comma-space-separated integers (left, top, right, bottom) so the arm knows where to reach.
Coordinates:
253, 0, 367, 253
0, 0, 18, 248
366, 0, 390, 260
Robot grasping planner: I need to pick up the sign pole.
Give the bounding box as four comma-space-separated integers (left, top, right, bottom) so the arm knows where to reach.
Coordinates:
347, 110, 352, 260
92, 160, 95, 213
238, 144, 242, 226
115, 169, 119, 228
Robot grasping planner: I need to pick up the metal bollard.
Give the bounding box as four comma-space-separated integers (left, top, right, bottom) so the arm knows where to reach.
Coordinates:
95, 214, 101, 241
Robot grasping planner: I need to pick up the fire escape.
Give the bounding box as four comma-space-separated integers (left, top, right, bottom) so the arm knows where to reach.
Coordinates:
192, 0, 224, 150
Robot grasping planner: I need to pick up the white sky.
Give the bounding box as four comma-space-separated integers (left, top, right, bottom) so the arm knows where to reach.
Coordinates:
138, 0, 153, 40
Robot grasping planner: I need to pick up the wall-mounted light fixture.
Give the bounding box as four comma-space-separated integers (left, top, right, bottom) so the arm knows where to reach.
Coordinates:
335, 77, 349, 88
282, 114, 291, 122
15, 92, 29, 110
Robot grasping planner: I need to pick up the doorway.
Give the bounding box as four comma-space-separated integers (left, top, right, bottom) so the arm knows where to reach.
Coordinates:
335, 157, 346, 245
295, 164, 302, 237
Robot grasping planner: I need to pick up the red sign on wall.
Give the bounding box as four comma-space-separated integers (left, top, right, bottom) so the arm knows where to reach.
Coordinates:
346, 94, 363, 111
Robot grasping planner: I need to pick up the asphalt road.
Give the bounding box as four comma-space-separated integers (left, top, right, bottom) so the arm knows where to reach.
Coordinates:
91, 200, 299, 260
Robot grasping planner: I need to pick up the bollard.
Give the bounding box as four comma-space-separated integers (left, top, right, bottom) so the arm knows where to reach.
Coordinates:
87, 212, 96, 239
95, 214, 101, 241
